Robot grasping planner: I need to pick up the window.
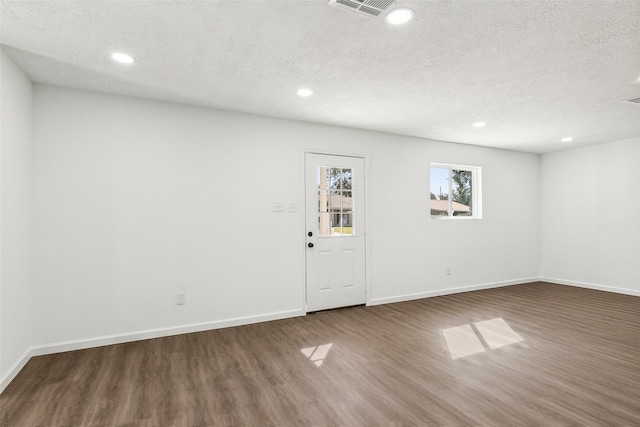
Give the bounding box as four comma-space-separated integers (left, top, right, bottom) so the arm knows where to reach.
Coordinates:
430, 163, 482, 219
317, 166, 354, 236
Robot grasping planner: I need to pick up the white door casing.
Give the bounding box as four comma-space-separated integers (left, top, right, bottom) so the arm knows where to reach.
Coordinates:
305, 153, 366, 312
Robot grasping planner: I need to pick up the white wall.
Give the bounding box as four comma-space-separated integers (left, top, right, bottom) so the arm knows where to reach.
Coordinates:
31, 85, 540, 351
0, 50, 33, 390
540, 138, 640, 295
368, 138, 540, 304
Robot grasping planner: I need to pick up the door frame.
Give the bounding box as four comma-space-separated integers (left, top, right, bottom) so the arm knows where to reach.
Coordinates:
302, 150, 371, 313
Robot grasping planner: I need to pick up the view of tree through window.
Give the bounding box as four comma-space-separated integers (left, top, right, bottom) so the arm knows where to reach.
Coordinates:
430, 165, 479, 218
452, 170, 472, 210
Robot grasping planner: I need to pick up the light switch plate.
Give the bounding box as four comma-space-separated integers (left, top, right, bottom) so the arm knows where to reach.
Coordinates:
176, 292, 186, 305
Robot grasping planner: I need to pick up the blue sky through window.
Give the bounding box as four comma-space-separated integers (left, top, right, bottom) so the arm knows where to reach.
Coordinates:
430, 167, 449, 197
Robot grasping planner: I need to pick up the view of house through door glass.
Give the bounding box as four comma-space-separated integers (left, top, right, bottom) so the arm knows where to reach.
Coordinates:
306, 153, 365, 312
317, 166, 353, 236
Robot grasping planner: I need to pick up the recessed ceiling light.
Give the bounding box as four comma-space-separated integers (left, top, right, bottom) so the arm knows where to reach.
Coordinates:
385, 8, 414, 25
472, 122, 486, 128
111, 52, 135, 64
297, 88, 313, 97
561, 137, 574, 142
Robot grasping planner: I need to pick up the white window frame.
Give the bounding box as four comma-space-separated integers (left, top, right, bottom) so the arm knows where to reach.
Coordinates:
430, 163, 482, 219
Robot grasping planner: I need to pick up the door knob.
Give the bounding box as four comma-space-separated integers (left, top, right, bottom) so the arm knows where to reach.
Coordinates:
308, 242, 314, 248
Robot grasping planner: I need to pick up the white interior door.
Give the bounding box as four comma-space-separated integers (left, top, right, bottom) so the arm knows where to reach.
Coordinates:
305, 153, 366, 312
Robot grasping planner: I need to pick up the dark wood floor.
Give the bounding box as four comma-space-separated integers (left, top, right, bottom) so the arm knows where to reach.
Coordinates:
2, 282, 639, 426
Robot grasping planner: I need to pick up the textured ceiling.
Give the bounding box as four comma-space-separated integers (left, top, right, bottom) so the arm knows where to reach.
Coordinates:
1, 0, 639, 153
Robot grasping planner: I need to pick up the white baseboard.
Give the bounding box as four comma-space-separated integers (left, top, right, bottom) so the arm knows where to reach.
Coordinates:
539, 277, 640, 297
367, 277, 540, 306
30, 308, 305, 358
0, 347, 33, 394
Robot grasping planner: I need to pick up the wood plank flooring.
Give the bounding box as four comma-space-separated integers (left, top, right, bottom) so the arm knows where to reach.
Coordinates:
1, 282, 639, 426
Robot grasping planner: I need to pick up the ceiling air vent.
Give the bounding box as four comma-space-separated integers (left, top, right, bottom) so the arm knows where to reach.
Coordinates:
328, 0, 398, 18
625, 96, 640, 104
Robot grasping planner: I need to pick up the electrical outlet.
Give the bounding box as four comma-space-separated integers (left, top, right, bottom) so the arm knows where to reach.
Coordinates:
272, 202, 284, 212
176, 292, 186, 305
446, 267, 452, 276
287, 202, 298, 212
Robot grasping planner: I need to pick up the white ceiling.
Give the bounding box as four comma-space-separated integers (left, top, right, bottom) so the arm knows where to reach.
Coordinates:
2, 0, 639, 153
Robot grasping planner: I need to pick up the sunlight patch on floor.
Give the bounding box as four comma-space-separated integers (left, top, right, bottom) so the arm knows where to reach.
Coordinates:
301, 343, 333, 367
474, 317, 524, 349
441, 324, 486, 360
442, 317, 524, 360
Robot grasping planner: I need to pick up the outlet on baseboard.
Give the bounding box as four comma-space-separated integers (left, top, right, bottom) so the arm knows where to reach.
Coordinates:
176, 292, 186, 305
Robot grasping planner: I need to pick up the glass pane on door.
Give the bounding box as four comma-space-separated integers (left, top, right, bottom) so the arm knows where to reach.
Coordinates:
317, 166, 355, 237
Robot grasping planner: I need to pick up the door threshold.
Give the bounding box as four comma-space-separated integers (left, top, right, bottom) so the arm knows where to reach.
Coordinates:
309, 304, 366, 315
